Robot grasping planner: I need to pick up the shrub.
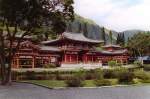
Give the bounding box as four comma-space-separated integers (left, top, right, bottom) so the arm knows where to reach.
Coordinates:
93, 68, 103, 79
85, 69, 103, 80
103, 67, 128, 79
117, 62, 123, 67
103, 69, 118, 79
118, 69, 134, 84
134, 70, 150, 81
94, 79, 112, 86
143, 65, 150, 71
108, 60, 117, 67
134, 61, 142, 67
25, 71, 36, 80
65, 69, 85, 87
66, 77, 84, 87
44, 64, 57, 68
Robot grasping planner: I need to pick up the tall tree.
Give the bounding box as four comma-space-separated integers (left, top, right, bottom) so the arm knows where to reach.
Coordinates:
109, 30, 113, 44
66, 22, 72, 32
101, 27, 106, 44
122, 32, 125, 46
116, 33, 125, 47
83, 22, 88, 37
127, 32, 150, 56
78, 23, 82, 33
0, 0, 74, 85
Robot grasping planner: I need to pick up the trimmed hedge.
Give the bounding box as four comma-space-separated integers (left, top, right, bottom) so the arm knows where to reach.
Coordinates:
94, 79, 112, 86
134, 70, 150, 80
65, 69, 85, 87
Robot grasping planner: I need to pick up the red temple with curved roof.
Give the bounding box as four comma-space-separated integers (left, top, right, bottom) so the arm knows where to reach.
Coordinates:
12, 32, 129, 68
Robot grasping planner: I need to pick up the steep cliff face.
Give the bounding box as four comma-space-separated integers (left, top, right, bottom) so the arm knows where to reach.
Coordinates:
66, 15, 117, 43
120, 30, 145, 41
66, 15, 149, 44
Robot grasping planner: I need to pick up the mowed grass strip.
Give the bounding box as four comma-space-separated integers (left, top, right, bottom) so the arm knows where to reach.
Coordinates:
24, 80, 67, 88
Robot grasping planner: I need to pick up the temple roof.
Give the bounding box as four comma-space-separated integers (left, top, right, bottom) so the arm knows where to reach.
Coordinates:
102, 44, 121, 48
15, 34, 33, 39
41, 39, 60, 45
39, 46, 61, 52
62, 32, 103, 43
98, 49, 128, 55
42, 32, 103, 45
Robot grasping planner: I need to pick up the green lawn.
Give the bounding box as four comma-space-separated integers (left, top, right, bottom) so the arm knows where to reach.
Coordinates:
23, 80, 67, 88
22, 79, 118, 88
84, 80, 96, 87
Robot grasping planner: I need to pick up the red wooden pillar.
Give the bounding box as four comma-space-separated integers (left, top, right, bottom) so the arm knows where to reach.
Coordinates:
77, 55, 78, 63
64, 54, 67, 63
92, 55, 94, 63
16, 58, 19, 68
32, 57, 35, 68
49, 56, 51, 64
69, 55, 72, 63
83, 55, 85, 63
85, 55, 87, 63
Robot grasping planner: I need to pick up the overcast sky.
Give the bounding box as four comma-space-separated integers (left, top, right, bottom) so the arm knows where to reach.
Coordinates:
74, 0, 150, 32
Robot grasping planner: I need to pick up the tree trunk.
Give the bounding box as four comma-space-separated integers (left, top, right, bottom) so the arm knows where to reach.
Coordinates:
0, 61, 6, 85
5, 62, 12, 85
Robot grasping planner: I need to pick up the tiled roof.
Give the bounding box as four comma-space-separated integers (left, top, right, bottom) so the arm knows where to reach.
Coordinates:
39, 46, 61, 52
15, 35, 33, 39
102, 44, 121, 48
41, 39, 60, 45
62, 32, 103, 43
41, 32, 104, 44
99, 49, 128, 55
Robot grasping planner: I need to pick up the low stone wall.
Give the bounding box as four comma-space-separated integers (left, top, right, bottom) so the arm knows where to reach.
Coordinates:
61, 63, 102, 69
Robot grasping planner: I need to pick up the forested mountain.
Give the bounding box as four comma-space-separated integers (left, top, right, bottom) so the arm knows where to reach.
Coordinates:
66, 15, 117, 44
65, 15, 149, 44
119, 30, 146, 41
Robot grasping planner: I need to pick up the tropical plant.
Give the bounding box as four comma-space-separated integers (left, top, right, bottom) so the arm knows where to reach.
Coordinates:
0, 0, 74, 85
108, 60, 117, 67
127, 32, 150, 56
65, 69, 85, 87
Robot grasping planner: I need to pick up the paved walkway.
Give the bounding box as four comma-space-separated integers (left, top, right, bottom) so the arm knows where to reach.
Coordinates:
0, 83, 150, 99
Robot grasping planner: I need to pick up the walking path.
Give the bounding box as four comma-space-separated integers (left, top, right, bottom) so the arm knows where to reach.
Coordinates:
0, 82, 150, 99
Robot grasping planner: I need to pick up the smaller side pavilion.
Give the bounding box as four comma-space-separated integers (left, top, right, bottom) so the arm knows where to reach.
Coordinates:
12, 41, 61, 68
97, 44, 129, 65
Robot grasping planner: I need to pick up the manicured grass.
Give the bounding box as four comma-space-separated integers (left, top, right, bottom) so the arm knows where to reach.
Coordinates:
22, 79, 118, 88
84, 80, 96, 87
23, 80, 66, 88
22, 79, 150, 88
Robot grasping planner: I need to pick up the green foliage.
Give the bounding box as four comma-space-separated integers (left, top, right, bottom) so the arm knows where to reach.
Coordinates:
25, 71, 36, 80
94, 79, 112, 86
134, 70, 150, 81
143, 65, 150, 71
134, 61, 142, 67
0, 0, 74, 84
116, 33, 125, 47
127, 32, 150, 56
44, 64, 57, 68
93, 68, 104, 80
65, 69, 85, 87
118, 69, 134, 84
83, 22, 88, 36
109, 30, 113, 44
108, 60, 117, 67
101, 27, 106, 44
103, 69, 118, 79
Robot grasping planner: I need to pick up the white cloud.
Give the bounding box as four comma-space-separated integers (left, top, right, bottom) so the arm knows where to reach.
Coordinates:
74, 0, 150, 32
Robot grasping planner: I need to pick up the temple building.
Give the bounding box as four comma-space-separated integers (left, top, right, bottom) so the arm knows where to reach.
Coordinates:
12, 32, 129, 68
97, 44, 129, 65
